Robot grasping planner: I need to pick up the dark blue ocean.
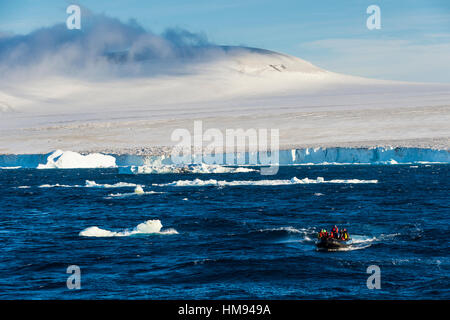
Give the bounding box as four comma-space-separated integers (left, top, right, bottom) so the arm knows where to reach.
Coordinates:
0, 165, 448, 299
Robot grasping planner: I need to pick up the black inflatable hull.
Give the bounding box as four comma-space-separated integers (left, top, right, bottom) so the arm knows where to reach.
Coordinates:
316, 238, 349, 250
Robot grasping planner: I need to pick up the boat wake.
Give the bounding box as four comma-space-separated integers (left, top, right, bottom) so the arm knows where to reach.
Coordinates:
316, 234, 399, 251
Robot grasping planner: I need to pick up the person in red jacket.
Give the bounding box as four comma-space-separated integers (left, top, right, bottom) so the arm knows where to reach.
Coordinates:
331, 225, 338, 239
317, 229, 328, 239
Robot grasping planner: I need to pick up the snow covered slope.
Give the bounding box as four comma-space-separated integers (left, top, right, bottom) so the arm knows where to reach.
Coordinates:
0, 18, 449, 155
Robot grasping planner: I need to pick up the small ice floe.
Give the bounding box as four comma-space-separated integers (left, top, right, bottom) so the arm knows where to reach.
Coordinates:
79, 220, 178, 237
153, 176, 378, 187
105, 186, 163, 199
85, 180, 138, 188
134, 185, 144, 194
387, 159, 398, 165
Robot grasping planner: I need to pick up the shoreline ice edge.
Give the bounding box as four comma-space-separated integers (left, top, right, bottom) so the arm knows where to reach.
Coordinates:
0, 147, 449, 169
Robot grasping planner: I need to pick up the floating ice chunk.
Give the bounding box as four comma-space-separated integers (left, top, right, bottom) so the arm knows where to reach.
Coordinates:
134, 185, 144, 194
118, 163, 256, 174
37, 150, 116, 169
154, 177, 378, 187
79, 219, 178, 237
85, 180, 137, 188
79, 226, 117, 237
134, 220, 163, 234
105, 190, 162, 198
36, 181, 137, 188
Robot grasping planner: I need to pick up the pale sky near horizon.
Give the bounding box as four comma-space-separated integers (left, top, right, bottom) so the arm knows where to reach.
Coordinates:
1, 0, 449, 82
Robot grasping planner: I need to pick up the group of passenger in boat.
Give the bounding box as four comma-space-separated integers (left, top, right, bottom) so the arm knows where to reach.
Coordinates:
317, 225, 349, 241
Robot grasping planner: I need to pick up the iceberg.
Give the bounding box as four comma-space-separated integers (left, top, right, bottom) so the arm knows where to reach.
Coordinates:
37, 150, 116, 169
0, 150, 116, 169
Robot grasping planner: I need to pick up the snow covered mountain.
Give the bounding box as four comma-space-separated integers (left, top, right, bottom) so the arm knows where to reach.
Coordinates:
0, 19, 449, 155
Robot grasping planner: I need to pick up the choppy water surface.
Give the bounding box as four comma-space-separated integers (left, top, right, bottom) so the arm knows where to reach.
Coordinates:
0, 165, 448, 299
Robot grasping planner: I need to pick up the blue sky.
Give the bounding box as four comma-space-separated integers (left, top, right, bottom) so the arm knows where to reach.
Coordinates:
1, 0, 449, 82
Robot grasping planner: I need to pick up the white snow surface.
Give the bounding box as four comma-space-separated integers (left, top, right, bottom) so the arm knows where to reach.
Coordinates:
1, 47, 449, 154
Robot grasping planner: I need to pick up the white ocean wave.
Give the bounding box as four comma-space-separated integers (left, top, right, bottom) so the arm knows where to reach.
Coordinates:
322, 233, 400, 251
79, 219, 178, 237
257, 226, 303, 234
38, 183, 80, 188
314, 235, 377, 252
348, 235, 378, 244
153, 176, 378, 187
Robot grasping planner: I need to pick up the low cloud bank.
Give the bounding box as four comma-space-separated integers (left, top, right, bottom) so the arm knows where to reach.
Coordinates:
0, 14, 227, 80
